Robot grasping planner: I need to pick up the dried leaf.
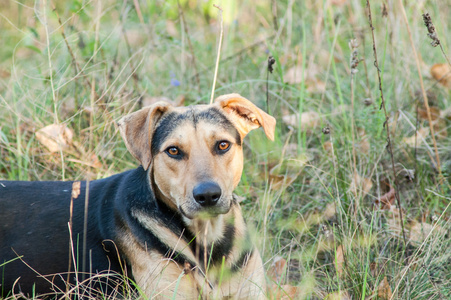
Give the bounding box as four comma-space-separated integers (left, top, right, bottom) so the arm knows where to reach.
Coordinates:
403, 127, 429, 147
409, 221, 445, 245
377, 276, 393, 300
282, 112, 320, 130
330, 0, 348, 6
349, 173, 373, 198
284, 65, 303, 84
323, 202, 336, 220
335, 245, 344, 276
166, 20, 179, 37
269, 155, 310, 190
324, 291, 351, 300
71, 181, 81, 199
90, 154, 102, 169
375, 188, 395, 210
430, 63, 451, 88
323, 141, 333, 152
305, 78, 326, 93
434, 118, 447, 139
272, 284, 298, 300
268, 256, 286, 283
386, 206, 406, 236
141, 96, 172, 107
36, 124, 73, 153
417, 106, 440, 121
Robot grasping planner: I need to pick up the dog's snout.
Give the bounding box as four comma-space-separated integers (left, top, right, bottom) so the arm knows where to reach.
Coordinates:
193, 181, 222, 207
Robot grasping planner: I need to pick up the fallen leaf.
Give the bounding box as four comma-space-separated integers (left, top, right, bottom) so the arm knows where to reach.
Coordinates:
430, 63, 451, 88
0, 68, 10, 78
141, 96, 172, 107
272, 284, 298, 300
268, 256, 287, 283
124, 29, 146, 46
166, 20, 179, 37
284, 65, 303, 84
323, 141, 333, 152
409, 221, 445, 245
90, 154, 103, 169
36, 124, 73, 153
330, 0, 348, 6
403, 127, 429, 147
335, 245, 345, 276
434, 118, 447, 139
269, 155, 310, 190
417, 106, 440, 121
349, 172, 373, 198
386, 206, 406, 237
71, 181, 81, 199
324, 291, 351, 300
377, 276, 393, 300
323, 202, 336, 220
357, 128, 370, 154
375, 188, 395, 210
282, 112, 320, 130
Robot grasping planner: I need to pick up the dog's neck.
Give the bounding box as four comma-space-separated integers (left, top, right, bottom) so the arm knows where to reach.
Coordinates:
181, 213, 228, 246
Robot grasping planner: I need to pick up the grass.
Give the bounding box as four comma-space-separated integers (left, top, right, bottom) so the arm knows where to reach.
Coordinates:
1, 0, 450, 299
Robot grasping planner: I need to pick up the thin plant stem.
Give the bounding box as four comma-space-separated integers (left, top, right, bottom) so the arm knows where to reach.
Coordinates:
366, 0, 408, 250
398, 0, 441, 179
209, 5, 224, 104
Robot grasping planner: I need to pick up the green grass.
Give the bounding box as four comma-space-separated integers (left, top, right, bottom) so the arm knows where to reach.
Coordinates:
1, 0, 450, 299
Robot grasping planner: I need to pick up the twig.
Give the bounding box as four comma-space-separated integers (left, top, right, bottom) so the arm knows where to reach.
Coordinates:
271, 0, 278, 31
190, 36, 273, 81
397, 1, 442, 180
40, 0, 66, 180
266, 56, 275, 114
366, 0, 408, 250
53, 8, 98, 101
177, 0, 201, 93
120, 0, 140, 95
349, 39, 359, 206
209, 4, 224, 104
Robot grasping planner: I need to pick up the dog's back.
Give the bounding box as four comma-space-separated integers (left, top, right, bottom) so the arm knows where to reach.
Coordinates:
0, 172, 135, 297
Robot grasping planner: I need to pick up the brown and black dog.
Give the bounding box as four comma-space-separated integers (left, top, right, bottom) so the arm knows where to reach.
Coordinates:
0, 94, 275, 299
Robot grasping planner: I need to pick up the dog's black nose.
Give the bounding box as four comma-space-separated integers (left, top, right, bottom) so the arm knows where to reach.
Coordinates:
193, 181, 222, 207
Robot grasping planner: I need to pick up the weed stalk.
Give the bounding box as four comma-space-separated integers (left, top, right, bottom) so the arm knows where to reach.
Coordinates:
397, 0, 442, 180
366, 0, 408, 250
209, 4, 224, 104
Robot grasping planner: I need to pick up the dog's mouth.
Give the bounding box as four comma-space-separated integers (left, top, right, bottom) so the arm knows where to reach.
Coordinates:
178, 198, 232, 220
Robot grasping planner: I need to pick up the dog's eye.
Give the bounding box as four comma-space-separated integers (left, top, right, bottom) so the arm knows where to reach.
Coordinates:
217, 141, 231, 152
166, 147, 180, 157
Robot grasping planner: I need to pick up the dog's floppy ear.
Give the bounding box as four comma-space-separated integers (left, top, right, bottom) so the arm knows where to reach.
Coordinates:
117, 102, 172, 170
215, 93, 276, 141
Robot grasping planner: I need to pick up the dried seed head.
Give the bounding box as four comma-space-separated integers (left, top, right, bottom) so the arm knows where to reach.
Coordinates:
422, 13, 440, 47
381, 3, 388, 17
268, 56, 276, 73
364, 98, 373, 106
349, 39, 360, 74
322, 126, 330, 134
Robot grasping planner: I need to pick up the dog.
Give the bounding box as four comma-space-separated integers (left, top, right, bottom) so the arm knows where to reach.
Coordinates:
0, 94, 276, 299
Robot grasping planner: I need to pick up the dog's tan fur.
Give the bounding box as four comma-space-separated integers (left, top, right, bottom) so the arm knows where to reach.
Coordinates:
117, 94, 275, 299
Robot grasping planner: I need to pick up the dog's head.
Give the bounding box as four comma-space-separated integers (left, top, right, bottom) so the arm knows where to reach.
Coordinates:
118, 94, 275, 220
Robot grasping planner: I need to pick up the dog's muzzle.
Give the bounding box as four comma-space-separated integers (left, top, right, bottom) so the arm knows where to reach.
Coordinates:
193, 181, 222, 207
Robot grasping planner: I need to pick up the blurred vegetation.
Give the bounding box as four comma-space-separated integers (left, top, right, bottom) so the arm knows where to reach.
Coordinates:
0, 0, 450, 299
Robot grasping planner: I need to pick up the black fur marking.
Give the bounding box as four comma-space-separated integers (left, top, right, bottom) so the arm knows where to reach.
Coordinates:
231, 249, 255, 273
197, 107, 241, 146
194, 222, 235, 270
150, 108, 242, 158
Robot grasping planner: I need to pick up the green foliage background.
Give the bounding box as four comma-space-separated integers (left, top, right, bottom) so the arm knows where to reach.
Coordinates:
0, 0, 450, 299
